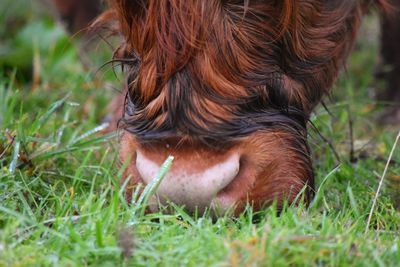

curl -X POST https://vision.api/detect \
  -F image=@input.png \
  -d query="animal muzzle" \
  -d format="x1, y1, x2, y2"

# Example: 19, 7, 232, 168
136, 149, 241, 214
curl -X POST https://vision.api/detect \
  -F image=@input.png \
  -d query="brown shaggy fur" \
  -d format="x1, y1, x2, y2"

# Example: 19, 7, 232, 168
91, 0, 393, 213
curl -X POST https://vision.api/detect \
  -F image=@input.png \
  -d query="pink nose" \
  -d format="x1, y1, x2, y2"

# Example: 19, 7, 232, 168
136, 149, 241, 214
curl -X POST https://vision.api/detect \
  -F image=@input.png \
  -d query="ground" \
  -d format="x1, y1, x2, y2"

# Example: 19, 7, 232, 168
0, 2, 399, 266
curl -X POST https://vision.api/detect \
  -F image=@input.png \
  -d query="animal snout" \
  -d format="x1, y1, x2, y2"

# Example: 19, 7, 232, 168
135, 149, 241, 214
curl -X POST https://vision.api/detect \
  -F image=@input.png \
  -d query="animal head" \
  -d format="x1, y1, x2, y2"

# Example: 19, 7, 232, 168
99, 0, 389, 214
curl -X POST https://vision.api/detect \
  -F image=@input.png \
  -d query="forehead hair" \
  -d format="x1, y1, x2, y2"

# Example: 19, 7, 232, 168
98, 0, 384, 143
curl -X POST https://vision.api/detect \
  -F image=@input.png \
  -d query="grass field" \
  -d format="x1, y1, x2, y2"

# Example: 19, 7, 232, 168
0, 2, 399, 266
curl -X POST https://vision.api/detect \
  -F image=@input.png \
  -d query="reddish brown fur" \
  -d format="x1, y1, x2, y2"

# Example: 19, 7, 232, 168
93, 0, 392, 213
109, 1, 359, 115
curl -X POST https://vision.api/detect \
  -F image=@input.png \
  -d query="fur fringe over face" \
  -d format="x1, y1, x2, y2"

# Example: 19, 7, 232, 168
94, 0, 390, 211
96, 0, 388, 144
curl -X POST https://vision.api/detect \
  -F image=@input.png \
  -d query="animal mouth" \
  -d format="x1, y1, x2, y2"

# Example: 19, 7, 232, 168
135, 149, 241, 214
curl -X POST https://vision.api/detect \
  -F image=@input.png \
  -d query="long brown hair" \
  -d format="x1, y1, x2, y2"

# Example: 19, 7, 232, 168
96, 0, 389, 145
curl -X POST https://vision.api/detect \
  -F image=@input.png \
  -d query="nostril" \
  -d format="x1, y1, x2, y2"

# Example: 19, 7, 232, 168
135, 149, 241, 212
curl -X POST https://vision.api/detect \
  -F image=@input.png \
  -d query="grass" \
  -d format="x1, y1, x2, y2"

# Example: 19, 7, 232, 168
0, 4, 399, 267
